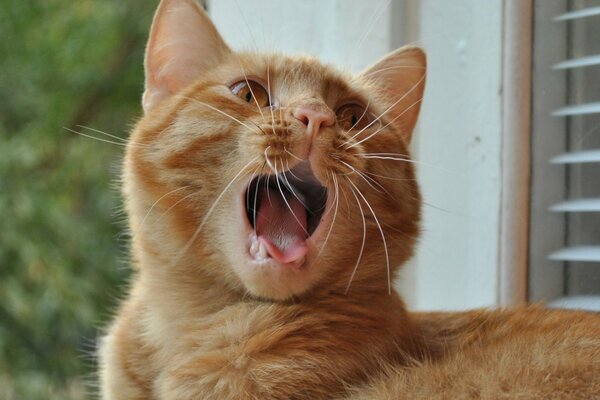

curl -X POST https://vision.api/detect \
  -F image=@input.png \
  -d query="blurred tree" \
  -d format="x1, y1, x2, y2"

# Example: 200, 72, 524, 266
0, 0, 156, 398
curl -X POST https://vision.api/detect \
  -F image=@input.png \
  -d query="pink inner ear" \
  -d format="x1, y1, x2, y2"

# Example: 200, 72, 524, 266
143, 0, 230, 113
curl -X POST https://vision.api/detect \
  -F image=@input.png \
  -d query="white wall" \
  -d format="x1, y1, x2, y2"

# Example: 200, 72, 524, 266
208, 0, 505, 311
208, 0, 394, 72
406, 1, 504, 310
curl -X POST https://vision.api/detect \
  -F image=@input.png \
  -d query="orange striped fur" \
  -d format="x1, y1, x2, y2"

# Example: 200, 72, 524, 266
99, 1, 600, 399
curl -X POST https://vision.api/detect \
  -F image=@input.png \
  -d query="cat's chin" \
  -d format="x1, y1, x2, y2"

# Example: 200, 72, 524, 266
232, 161, 334, 301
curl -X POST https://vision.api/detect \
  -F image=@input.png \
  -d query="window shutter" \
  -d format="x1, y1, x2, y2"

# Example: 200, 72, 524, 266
530, 1, 600, 311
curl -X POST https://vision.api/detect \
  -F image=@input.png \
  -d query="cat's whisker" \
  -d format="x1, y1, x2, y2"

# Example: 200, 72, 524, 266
249, 119, 269, 136
340, 73, 425, 148
345, 179, 367, 295
315, 171, 340, 260
262, 147, 274, 206
140, 186, 191, 233
156, 191, 198, 224
171, 157, 259, 268
350, 0, 390, 61
280, 161, 309, 210
263, 146, 276, 173
76, 125, 129, 143
349, 96, 373, 133
238, 63, 267, 123
346, 95, 423, 149
364, 65, 427, 77
347, 178, 391, 295
360, 153, 460, 174
284, 156, 304, 182
273, 158, 309, 235
183, 96, 260, 134
266, 63, 279, 137
64, 127, 144, 148
335, 158, 386, 194
284, 148, 304, 163
246, 165, 262, 218
252, 162, 267, 235
363, 170, 418, 182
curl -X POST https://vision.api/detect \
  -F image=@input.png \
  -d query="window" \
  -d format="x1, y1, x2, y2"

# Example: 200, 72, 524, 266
529, 0, 600, 311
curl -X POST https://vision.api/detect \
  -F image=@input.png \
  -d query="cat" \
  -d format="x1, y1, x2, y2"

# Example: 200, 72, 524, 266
98, 0, 600, 398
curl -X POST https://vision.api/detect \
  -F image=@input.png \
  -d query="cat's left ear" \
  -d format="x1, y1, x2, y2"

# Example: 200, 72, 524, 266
143, 0, 231, 113
361, 47, 426, 143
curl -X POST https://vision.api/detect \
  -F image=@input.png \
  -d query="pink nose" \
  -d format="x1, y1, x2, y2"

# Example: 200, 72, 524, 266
293, 104, 335, 136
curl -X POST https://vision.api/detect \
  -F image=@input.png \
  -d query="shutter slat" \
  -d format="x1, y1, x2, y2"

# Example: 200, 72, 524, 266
549, 246, 600, 262
547, 295, 600, 312
552, 102, 600, 117
554, 6, 600, 21
550, 198, 600, 212
551, 149, 600, 164
553, 54, 600, 69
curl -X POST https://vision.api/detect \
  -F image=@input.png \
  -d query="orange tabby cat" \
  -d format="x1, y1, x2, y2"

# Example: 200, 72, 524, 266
99, 0, 600, 399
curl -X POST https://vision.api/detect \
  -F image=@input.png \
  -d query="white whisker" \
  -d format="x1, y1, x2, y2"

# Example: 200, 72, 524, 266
156, 191, 198, 223
281, 160, 309, 210
351, 0, 390, 60
285, 148, 304, 162
284, 156, 304, 182
238, 62, 267, 123
273, 158, 309, 235
360, 154, 460, 174
347, 95, 423, 149
345, 179, 367, 295
363, 170, 417, 182
266, 63, 279, 137
347, 178, 391, 295
183, 96, 259, 134
171, 157, 259, 267
336, 158, 386, 194
341, 73, 426, 147
64, 127, 144, 148
76, 125, 128, 142
251, 162, 267, 235
139, 186, 190, 232
364, 65, 427, 77
316, 171, 340, 260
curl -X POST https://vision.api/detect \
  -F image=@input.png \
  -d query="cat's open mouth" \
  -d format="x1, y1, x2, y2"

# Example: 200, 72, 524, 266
243, 161, 328, 265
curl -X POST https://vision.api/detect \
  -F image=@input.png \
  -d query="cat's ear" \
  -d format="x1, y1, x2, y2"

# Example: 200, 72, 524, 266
143, 0, 231, 113
361, 47, 426, 143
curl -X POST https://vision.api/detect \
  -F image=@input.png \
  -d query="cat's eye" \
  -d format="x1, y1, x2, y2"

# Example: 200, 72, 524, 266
335, 103, 375, 131
230, 80, 271, 108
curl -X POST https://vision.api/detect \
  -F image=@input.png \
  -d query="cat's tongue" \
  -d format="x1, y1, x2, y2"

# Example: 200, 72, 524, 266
256, 186, 308, 264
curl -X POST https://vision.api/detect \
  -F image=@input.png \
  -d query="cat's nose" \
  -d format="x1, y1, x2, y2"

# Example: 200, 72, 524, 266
293, 104, 335, 136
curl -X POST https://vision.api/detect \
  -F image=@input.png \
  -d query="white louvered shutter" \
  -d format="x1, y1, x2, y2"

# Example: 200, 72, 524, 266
530, 0, 600, 311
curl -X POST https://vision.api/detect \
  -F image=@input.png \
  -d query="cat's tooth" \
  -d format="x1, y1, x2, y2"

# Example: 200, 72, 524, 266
250, 240, 258, 256
258, 241, 268, 259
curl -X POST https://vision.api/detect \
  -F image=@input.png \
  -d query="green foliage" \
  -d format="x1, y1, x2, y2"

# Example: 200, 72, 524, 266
0, 1, 156, 398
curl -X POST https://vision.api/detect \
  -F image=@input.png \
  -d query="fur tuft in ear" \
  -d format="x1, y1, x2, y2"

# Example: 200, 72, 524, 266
143, 0, 231, 113
361, 47, 426, 143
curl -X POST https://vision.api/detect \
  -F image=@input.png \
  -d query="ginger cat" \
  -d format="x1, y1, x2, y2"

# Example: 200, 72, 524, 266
99, 0, 600, 398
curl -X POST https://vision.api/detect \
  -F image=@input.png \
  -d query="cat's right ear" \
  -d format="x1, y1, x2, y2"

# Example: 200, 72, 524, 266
142, 0, 231, 113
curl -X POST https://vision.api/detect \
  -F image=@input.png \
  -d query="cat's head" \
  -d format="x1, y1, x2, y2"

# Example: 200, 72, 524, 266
125, 0, 425, 301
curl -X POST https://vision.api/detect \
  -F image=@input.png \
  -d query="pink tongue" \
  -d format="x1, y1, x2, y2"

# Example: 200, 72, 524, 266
256, 186, 308, 263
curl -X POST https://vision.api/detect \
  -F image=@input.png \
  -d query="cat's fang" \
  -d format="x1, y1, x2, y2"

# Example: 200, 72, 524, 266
258, 241, 268, 259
